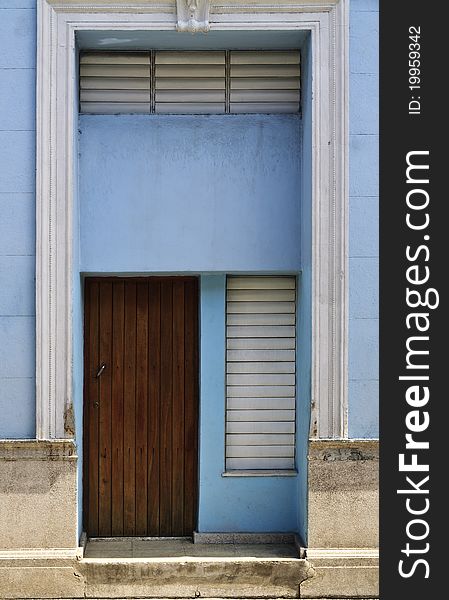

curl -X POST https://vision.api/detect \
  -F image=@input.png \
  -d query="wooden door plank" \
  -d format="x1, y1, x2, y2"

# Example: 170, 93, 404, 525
135, 282, 149, 535
159, 280, 173, 535
123, 281, 137, 535
111, 281, 124, 536
98, 281, 113, 536
183, 279, 198, 535
171, 280, 185, 535
147, 281, 161, 535
86, 280, 100, 536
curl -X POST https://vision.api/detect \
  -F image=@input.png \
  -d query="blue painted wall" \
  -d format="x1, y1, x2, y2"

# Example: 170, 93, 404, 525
79, 114, 301, 273
0, 1, 36, 438
348, 0, 379, 438
0, 2, 379, 458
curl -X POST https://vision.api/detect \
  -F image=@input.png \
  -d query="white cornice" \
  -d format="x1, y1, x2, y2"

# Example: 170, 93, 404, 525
36, 0, 348, 439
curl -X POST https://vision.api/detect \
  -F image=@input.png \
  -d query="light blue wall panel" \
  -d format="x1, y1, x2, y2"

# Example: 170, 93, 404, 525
0, 378, 35, 438
79, 114, 301, 273
349, 134, 379, 197
349, 318, 378, 382
349, 258, 378, 319
0, 131, 35, 192
348, 380, 379, 439
350, 74, 378, 135
0, 195, 35, 256
0, 3, 36, 438
349, 197, 378, 257
349, 0, 379, 438
198, 275, 298, 532
0, 1, 36, 8
349, 7, 379, 74
0, 7, 36, 68
0, 317, 35, 379
0, 68, 35, 131
0, 256, 35, 316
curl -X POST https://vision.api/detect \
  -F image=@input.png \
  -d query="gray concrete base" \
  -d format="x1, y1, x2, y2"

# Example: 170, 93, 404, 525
80, 557, 313, 598
301, 548, 379, 599
0, 540, 314, 599
0, 548, 378, 599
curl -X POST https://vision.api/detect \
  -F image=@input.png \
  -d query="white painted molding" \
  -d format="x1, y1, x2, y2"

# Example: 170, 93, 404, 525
176, 0, 211, 32
36, 0, 348, 439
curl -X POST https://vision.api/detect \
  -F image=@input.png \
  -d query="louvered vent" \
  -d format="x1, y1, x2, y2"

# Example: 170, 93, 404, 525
230, 51, 301, 113
80, 53, 152, 114
80, 51, 300, 114
226, 276, 296, 471
155, 51, 225, 114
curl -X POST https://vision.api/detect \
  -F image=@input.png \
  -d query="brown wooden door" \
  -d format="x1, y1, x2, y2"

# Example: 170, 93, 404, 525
83, 277, 199, 537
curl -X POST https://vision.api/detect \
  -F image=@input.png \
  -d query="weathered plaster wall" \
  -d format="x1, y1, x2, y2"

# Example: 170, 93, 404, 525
0, 440, 78, 549
348, 0, 379, 438
0, 1, 36, 439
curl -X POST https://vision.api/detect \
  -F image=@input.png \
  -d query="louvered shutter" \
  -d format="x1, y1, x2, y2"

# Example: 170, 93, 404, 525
155, 51, 225, 114
230, 51, 301, 113
226, 276, 296, 471
80, 52, 152, 114
80, 51, 300, 114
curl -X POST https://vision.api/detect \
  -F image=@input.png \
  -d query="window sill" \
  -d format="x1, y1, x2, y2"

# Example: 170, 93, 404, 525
221, 470, 297, 478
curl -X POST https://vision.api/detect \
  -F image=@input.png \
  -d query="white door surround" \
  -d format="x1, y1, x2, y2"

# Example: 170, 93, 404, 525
36, 0, 349, 439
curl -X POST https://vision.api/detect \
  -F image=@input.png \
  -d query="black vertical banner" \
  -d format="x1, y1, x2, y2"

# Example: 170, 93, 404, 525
380, 1, 445, 598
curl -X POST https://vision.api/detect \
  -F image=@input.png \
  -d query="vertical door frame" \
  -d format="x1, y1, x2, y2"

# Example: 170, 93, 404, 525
35, 0, 348, 439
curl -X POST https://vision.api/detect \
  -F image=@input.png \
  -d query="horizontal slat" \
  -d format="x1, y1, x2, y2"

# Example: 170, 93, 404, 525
231, 64, 300, 78
227, 313, 295, 326
227, 325, 295, 338
231, 102, 299, 114
226, 445, 295, 458
156, 90, 225, 103
227, 289, 295, 302
80, 52, 150, 65
227, 421, 295, 434
80, 77, 150, 90
227, 385, 295, 398
80, 89, 150, 103
227, 397, 295, 410
227, 349, 295, 362
156, 64, 225, 78
227, 457, 295, 470
156, 51, 225, 64
227, 433, 295, 446
156, 77, 225, 90
227, 409, 295, 422
230, 51, 300, 65
231, 90, 300, 103
227, 373, 295, 386
227, 277, 296, 290
155, 103, 225, 114
80, 102, 151, 114
227, 361, 295, 374
80, 64, 151, 78
231, 77, 300, 90
227, 301, 295, 314
227, 338, 295, 350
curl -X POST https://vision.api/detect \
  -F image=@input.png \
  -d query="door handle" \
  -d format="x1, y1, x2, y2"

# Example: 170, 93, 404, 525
96, 362, 106, 378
